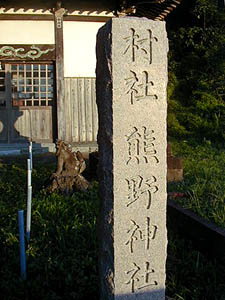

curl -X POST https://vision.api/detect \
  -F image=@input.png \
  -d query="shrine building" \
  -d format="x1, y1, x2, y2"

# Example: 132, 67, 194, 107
0, 0, 180, 152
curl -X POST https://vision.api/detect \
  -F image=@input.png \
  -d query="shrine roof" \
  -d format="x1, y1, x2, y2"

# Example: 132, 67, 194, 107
0, 0, 181, 20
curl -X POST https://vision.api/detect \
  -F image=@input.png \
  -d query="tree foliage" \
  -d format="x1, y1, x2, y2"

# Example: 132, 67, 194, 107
167, 0, 225, 143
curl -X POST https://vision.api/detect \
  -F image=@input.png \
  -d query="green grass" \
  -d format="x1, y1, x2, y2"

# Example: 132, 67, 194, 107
0, 161, 99, 300
0, 158, 225, 299
166, 219, 225, 300
168, 140, 225, 228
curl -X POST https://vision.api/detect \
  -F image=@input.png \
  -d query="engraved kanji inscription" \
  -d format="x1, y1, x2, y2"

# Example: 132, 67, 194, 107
125, 70, 158, 105
125, 126, 159, 164
126, 262, 158, 293
125, 218, 158, 253
125, 175, 158, 209
123, 28, 158, 63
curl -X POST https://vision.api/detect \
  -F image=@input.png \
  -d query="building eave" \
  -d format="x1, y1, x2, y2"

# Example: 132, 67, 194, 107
0, 0, 182, 20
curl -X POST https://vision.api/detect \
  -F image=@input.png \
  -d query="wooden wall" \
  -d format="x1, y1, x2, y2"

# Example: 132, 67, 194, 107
64, 77, 98, 143
0, 107, 53, 143
11, 107, 53, 143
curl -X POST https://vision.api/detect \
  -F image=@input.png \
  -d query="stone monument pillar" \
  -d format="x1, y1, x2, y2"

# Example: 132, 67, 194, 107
96, 17, 168, 300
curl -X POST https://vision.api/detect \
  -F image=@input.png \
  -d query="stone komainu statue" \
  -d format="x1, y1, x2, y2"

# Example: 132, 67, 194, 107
47, 140, 89, 194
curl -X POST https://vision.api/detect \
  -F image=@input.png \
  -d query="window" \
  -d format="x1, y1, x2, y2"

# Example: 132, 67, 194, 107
0, 63, 55, 107
11, 63, 54, 107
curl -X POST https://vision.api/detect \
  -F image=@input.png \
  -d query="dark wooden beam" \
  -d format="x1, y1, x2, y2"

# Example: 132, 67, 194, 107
64, 15, 112, 22
0, 13, 112, 22
54, 7, 66, 141
0, 14, 54, 20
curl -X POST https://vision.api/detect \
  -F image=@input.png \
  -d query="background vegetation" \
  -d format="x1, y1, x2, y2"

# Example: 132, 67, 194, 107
167, 0, 225, 143
166, 0, 225, 229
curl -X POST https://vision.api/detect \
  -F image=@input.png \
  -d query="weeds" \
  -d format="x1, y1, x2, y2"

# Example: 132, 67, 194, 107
166, 229, 225, 300
0, 162, 99, 300
168, 141, 225, 228
0, 158, 225, 299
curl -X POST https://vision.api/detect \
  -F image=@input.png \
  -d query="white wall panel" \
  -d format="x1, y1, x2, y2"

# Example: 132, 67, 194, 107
63, 21, 105, 77
0, 21, 54, 44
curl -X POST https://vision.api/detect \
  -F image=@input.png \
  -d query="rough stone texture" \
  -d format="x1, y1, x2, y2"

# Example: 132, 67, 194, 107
96, 17, 168, 300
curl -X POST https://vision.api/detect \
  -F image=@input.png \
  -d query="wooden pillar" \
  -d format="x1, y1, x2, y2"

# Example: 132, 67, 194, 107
5, 64, 12, 143
54, 6, 66, 140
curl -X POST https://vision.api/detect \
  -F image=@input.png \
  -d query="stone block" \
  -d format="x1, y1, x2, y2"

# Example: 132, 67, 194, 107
167, 156, 182, 170
167, 144, 183, 182
167, 168, 183, 182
